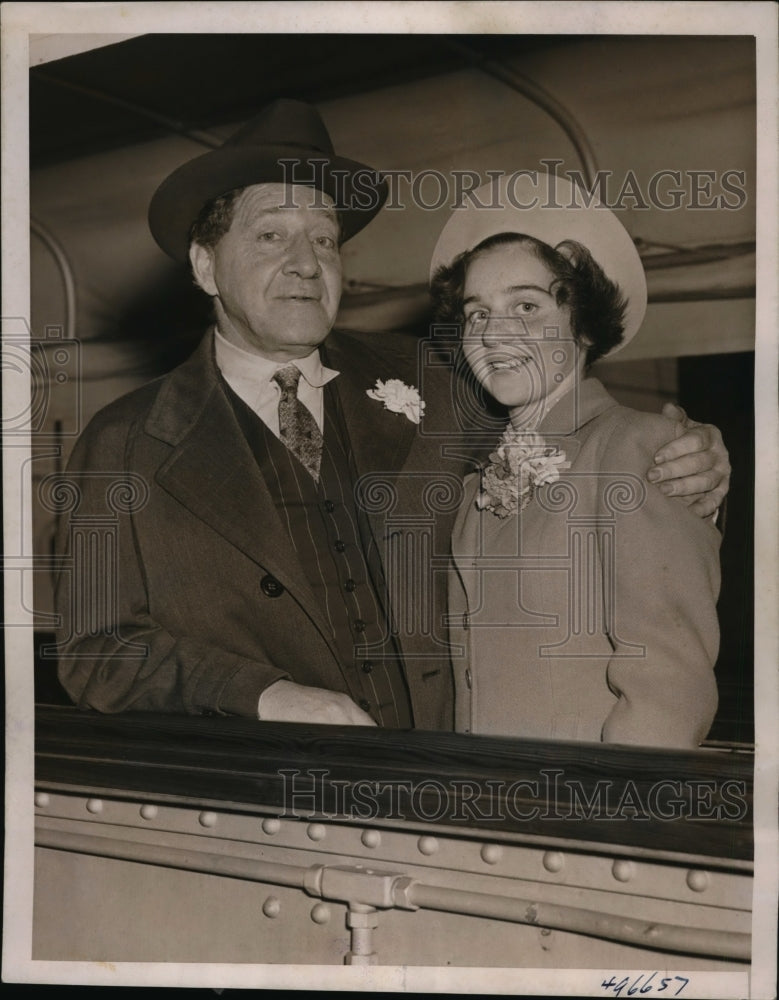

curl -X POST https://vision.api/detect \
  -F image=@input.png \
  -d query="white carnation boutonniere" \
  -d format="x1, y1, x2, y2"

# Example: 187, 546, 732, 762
366, 378, 426, 424
477, 428, 570, 518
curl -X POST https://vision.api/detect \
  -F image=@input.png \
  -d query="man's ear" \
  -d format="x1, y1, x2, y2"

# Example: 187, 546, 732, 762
189, 242, 218, 297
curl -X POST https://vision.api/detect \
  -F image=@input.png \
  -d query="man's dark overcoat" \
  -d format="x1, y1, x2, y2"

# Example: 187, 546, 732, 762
55, 328, 480, 730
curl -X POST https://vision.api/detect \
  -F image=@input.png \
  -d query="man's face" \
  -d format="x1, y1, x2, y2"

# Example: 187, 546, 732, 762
191, 183, 343, 361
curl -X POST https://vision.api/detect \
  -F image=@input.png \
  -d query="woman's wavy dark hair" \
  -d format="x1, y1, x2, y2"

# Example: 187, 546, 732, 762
430, 232, 627, 367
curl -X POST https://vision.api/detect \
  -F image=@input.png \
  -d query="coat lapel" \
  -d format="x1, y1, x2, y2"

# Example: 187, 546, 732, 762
144, 334, 339, 653
322, 330, 418, 480
537, 376, 620, 467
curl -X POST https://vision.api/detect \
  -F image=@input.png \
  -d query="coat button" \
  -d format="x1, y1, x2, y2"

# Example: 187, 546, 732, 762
359, 699, 370, 712
261, 575, 284, 598
323, 500, 335, 513
465, 669, 472, 689
362, 661, 373, 674
353, 619, 366, 633
344, 579, 356, 592
335, 540, 346, 552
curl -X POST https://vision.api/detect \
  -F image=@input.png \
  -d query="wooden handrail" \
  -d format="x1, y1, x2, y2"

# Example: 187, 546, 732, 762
35, 705, 753, 862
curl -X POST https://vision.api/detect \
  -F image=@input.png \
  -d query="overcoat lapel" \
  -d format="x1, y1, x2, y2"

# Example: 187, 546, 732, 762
535, 376, 620, 465
322, 330, 418, 481
144, 334, 340, 658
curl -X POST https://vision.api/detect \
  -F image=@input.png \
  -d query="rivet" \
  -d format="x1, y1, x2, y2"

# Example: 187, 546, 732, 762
262, 817, 281, 835
307, 823, 327, 842
139, 804, 158, 820
361, 829, 381, 849
198, 810, 218, 828
480, 843, 503, 865
85, 798, 103, 814
262, 896, 281, 918
611, 859, 635, 883
34, 792, 50, 808
417, 835, 439, 856
311, 903, 331, 924
542, 851, 565, 873
686, 869, 710, 893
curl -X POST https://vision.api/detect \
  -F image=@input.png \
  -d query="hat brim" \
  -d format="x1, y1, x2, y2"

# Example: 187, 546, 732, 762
429, 173, 647, 354
149, 144, 388, 262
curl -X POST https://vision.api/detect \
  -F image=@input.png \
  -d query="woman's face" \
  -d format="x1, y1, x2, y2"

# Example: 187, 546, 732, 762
461, 241, 585, 411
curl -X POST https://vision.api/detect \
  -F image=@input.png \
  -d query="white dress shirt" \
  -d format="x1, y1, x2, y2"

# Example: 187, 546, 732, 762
214, 327, 340, 436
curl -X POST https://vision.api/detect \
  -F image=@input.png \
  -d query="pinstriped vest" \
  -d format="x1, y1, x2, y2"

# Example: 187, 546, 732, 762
224, 379, 413, 728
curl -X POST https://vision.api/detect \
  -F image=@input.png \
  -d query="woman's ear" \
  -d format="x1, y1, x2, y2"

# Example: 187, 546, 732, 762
189, 242, 218, 297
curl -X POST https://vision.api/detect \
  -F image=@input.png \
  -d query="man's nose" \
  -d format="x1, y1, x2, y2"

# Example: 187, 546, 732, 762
283, 234, 321, 277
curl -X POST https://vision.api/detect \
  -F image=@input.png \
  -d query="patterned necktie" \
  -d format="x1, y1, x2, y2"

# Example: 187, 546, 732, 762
273, 364, 323, 482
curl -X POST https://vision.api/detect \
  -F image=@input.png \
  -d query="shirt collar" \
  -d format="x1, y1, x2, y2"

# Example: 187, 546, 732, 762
214, 327, 339, 389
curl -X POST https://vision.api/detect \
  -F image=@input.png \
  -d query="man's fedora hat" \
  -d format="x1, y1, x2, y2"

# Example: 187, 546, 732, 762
149, 99, 388, 261
430, 172, 647, 354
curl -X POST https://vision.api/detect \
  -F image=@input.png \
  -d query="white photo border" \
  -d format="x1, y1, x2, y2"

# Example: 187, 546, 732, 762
3, 2, 777, 996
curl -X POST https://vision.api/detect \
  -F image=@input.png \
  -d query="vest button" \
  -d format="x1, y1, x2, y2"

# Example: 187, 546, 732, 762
334, 540, 346, 552
323, 500, 335, 513
353, 619, 366, 633
344, 579, 356, 592
260, 575, 284, 598
362, 661, 373, 674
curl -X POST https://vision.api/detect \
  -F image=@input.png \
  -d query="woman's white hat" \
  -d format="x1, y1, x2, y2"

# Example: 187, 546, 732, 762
429, 172, 647, 351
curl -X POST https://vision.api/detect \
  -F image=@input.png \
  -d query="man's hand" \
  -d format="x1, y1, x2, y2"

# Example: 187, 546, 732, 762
258, 679, 377, 726
647, 403, 731, 518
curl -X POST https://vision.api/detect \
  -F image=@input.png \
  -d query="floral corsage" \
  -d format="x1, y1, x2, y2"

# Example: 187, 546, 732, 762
366, 378, 425, 424
477, 428, 569, 518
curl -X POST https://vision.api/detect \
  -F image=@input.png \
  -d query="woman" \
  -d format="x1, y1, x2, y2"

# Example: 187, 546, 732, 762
430, 174, 720, 748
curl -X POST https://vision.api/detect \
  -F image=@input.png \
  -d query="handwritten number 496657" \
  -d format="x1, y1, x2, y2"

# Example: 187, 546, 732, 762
601, 973, 690, 997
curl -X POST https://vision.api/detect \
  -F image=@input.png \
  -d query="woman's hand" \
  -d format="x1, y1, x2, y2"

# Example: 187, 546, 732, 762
647, 403, 731, 518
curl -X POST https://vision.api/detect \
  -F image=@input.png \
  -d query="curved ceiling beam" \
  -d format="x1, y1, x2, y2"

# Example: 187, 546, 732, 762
443, 40, 600, 187
33, 71, 223, 150
30, 218, 77, 342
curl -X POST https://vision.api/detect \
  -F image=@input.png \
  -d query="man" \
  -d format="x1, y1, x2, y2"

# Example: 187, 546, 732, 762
54, 99, 730, 730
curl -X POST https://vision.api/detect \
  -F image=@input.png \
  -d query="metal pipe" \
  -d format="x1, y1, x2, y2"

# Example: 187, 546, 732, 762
35, 826, 309, 890
37, 823, 751, 962
403, 882, 751, 962
346, 902, 379, 966
444, 40, 600, 187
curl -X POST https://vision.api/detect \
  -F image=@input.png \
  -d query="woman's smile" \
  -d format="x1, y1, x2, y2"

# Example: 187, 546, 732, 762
485, 355, 534, 372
